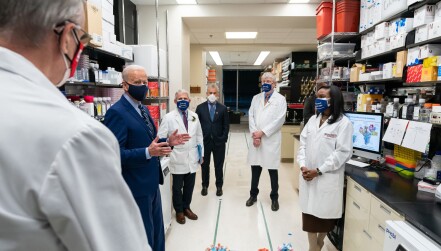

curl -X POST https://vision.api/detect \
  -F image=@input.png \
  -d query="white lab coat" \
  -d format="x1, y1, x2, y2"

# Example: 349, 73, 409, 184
158, 109, 204, 174
297, 114, 353, 219
0, 47, 151, 251
247, 91, 287, 170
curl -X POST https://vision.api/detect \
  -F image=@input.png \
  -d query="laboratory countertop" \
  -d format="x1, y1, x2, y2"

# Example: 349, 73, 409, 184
345, 164, 441, 245
283, 121, 301, 126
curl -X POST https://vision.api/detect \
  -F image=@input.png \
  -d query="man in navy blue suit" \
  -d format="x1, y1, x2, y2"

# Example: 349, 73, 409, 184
104, 65, 190, 251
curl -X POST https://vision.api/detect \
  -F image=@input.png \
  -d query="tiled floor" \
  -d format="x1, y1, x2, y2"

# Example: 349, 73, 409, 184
165, 124, 338, 251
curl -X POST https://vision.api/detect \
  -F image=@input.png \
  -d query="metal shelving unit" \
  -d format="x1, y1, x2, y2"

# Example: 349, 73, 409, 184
407, 36, 441, 49
318, 54, 356, 63
352, 77, 403, 84
319, 32, 359, 43
317, 78, 350, 84
65, 81, 122, 88
404, 81, 440, 87
357, 46, 406, 63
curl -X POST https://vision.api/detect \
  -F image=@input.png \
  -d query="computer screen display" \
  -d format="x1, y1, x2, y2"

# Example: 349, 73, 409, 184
345, 112, 384, 155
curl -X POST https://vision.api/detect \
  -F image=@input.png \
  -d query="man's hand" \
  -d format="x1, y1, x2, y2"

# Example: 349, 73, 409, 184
168, 129, 191, 146
148, 137, 172, 156
253, 138, 261, 148
301, 167, 319, 181
252, 130, 264, 139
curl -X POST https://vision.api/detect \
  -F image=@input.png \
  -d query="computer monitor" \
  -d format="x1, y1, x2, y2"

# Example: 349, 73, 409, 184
345, 112, 384, 161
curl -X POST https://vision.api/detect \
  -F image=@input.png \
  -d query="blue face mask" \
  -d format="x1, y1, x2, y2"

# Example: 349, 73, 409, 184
128, 84, 148, 101
315, 98, 330, 113
177, 100, 189, 111
262, 83, 272, 92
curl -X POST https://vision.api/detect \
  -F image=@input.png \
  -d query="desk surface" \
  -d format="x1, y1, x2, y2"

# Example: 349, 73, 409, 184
345, 164, 441, 245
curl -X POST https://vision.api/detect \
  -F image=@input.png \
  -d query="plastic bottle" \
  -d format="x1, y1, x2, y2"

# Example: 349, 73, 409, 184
94, 97, 102, 117
98, 97, 106, 116
84, 96, 95, 117
413, 98, 425, 121
366, 97, 372, 112
385, 102, 394, 117
392, 98, 400, 118
431, 151, 441, 180
420, 103, 432, 122
401, 98, 410, 119
380, 98, 388, 114
106, 97, 112, 108
406, 99, 415, 120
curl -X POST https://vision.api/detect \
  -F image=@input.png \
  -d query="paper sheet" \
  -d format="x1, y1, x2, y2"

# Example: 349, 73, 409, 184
402, 121, 432, 153
346, 159, 370, 167
382, 118, 409, 145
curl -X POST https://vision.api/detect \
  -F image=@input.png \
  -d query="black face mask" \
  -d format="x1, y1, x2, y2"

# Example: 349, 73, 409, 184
127, 83, 148, 101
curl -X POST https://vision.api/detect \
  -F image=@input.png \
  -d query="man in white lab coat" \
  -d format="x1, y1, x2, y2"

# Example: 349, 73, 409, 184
0, 1, 150, 250
297, 85, 353, 251
158, 90, 204, 224
246, 72, 287, 211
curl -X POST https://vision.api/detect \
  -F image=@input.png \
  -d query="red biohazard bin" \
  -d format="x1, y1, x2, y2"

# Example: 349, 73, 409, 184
316, 1, 334, 39
336, 0, 360, 32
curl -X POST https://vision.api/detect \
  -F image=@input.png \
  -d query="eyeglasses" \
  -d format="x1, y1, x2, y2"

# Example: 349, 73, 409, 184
54, 20, 92, 46
124, 80, 149, 86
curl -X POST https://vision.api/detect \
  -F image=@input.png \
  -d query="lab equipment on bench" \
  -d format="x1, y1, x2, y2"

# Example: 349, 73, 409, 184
384, 221, 441, 251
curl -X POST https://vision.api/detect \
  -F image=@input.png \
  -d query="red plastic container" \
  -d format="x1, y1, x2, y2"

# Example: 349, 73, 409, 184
335, 0, 360, 32
316, 2, 334, 39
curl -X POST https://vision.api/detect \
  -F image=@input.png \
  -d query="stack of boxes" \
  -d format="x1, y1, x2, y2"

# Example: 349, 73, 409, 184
406, 44, 441, 83
84, 0, 103, 47
414, 4, 441, 43
359, 0, 383, 32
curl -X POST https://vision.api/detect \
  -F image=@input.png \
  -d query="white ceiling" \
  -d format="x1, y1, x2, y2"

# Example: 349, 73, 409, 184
133, 0, 319, 66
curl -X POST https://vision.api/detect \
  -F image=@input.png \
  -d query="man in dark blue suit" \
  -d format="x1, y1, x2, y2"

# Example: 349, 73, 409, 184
104, 65, 189, 251
196, 83, 229, 197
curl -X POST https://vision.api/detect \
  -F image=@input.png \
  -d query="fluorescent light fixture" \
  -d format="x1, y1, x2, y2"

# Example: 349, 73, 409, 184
225, 32, 258, 39
209, 51, 223, 66
254, 51, 270, 66
176, 0, 197, 4
289, 0, 310, 3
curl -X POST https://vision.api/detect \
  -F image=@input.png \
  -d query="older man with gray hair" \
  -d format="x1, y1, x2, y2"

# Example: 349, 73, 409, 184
158, 89, 204, 225
0, 0, 151, 250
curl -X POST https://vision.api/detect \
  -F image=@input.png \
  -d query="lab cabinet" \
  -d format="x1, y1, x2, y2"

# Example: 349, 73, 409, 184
343, 177, 405, 251
281, 125, 300, 162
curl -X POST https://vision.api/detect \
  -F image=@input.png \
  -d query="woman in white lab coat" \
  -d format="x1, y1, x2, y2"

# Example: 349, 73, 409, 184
297, 85, 353, 251
246, 72, 287, 211
158, 89, 204, 224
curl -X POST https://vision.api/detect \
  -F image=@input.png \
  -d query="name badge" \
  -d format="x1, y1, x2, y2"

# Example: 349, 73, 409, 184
324, 133, 337, 139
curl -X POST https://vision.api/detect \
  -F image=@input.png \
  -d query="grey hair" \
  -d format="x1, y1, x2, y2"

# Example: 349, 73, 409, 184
206, 83, 219, 93
261, 72, 277, 84
0, 0, 84, 47
122, 65, 147, 82
174, 89, 190, 100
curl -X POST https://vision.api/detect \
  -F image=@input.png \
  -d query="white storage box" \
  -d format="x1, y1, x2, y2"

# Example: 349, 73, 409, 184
102, 19, 114, 33
414, 5, 435, 28
101, 0, 113, 13
382, 0, 407, 21
317, 43, 356, 60
116, 41, 133, 61
130, 45, 167, 78
428, 20, 441, 39
389, 18, 401, 36
378, 38, 390, 53
390, 33, 406, 49
371, 71, 383, 80
102, 8, 114, 25
399, 18, 414, 34
436, 2, 441, 22
383, 62, 396, 78
407, 47, 421, 65
359, 73, 371, 81
420, 44, 441, 59
375, 22, 390, 40
360, 1, 368, 32
361, 35, 368, 48
367, 32, 375, 46
415, 25, 429, 43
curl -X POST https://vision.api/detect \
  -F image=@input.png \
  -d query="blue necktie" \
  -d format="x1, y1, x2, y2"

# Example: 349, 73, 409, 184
209, 103, 215, 121
138, 104, 155, 136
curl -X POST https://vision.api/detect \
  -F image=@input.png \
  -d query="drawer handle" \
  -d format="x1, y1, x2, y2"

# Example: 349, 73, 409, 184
378, 224, 385, 232
354, 185, 362, 192
380, 205, 391, 215
352, 201, 360, 210
363, 230, 372, 240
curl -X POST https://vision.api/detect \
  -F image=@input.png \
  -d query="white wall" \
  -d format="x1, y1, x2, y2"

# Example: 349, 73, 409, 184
190, 45, 206, 98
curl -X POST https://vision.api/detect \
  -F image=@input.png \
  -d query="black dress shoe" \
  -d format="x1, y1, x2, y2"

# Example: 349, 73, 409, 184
246, 196, 257, 207
216, 187, 223, 196
271, 200, 279, 211
201, 187, 208, 196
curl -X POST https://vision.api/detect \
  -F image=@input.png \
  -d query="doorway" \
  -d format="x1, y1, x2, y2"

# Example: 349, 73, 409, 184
223, 69, 261, 116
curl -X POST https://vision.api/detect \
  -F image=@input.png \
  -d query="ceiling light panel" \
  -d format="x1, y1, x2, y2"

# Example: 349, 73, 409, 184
209, 51, 223, 65
225, 32, 258, 39
254, 51, 270, 65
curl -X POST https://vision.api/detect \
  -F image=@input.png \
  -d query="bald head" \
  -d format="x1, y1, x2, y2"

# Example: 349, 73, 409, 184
123, 65, 147, 83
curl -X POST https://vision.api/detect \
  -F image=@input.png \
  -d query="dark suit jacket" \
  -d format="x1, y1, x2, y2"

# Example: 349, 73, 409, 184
104, 95, 164, 198
195, 101, 229, 146
303, 95, 316, 125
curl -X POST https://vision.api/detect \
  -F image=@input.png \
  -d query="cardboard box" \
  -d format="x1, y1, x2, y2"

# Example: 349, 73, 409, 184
420, 44, 441, 59
357, 94, 384, 112
423, 56, 440, 67
383, 62, 396, 79
375, 22, 390, 40
398, 18, 414, 34
421, 66, 438, 81
406, 64, 423, 82
395, 50, 408, 77
407, 47, 421, 66
350, 64, 363, 82
84, 0, 103, 47
428, 20, 441, 39
415, 25, 429, 43
414, 5, 435, 28
389, 18, 400, 36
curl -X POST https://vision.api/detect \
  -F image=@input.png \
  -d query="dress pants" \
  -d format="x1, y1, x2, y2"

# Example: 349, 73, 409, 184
134, 188, 165, 251
172, 172, 196, 213
201, 140, 226, 188
250, 165, 279, 201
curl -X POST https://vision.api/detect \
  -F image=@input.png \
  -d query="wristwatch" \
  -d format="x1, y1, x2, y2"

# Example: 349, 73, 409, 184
316, 168, 323, 176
